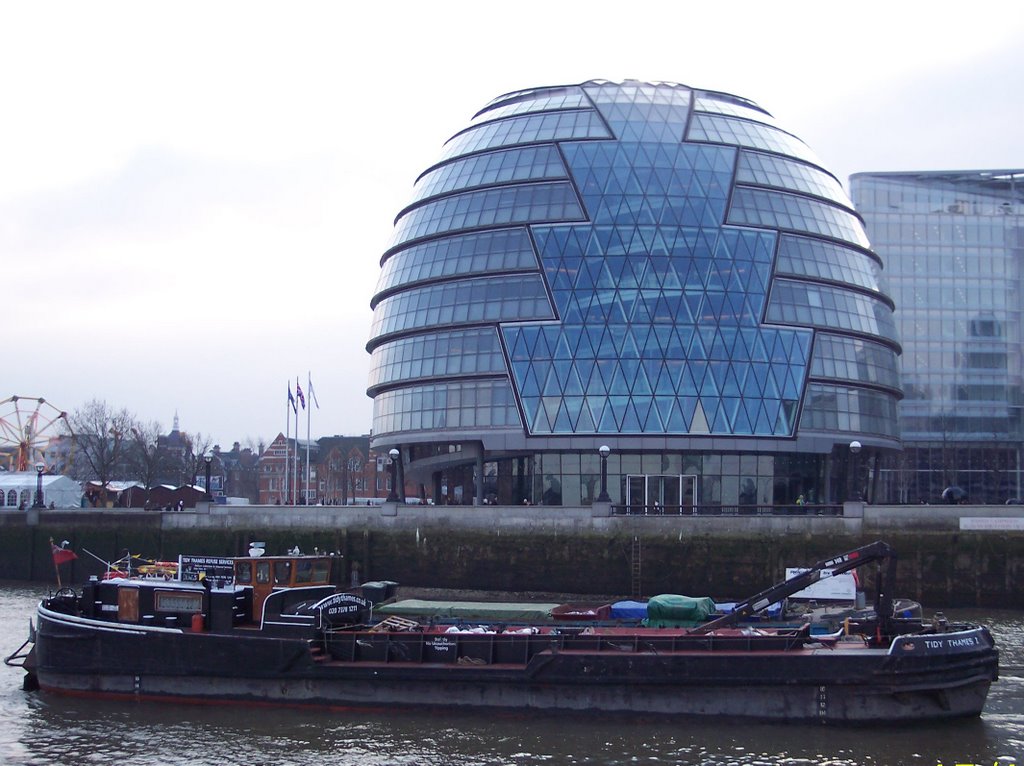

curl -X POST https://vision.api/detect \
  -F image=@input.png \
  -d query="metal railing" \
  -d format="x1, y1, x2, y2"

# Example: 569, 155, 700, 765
611, 504, 843, 517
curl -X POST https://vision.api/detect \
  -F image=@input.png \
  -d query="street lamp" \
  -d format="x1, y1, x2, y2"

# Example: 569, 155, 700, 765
386, 448, 400, 502
597, 445, 611, 503
33, 462, 45, 509
204, 454, 213, 501
848, 440, 862, 502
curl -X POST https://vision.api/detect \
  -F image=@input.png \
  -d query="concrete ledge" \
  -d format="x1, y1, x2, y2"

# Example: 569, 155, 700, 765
7, 503, 1022, 538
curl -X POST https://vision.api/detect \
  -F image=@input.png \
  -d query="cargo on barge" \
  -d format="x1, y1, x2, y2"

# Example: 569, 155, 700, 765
9, 541, 999, 723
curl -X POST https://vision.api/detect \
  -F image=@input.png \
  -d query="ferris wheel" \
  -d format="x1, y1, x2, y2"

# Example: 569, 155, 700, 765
0, 396, 71, 472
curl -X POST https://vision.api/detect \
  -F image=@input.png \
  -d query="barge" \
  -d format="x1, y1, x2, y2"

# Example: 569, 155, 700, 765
10, 541, 999, 723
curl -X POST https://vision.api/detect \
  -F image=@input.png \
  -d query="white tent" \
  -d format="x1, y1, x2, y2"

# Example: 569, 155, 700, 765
0, 473, 83, 510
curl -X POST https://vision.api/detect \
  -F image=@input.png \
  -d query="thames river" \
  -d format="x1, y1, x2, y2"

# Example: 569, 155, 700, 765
1, 581, 1021, 766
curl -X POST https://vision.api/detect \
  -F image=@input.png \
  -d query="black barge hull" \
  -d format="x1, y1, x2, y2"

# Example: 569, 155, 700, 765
32, 606, 998, 723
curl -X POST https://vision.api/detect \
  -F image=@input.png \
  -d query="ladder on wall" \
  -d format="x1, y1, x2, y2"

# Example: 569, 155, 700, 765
630, 536, 642, 600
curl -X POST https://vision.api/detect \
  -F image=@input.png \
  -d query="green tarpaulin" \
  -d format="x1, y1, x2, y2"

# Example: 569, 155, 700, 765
644, 594, 717, 627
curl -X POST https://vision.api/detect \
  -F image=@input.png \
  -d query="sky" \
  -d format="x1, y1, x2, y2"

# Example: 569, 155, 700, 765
3, 1, 1022, 450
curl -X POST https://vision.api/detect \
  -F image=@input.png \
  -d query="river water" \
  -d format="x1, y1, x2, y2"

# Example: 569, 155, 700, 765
1, 581, 1021, 766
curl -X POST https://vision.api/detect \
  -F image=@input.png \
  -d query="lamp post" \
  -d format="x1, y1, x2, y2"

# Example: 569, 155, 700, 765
386, 448, 400, 502
33, 462, 45, 509
597, 445, 611, 502
204, 454, 213, 501
848, 440, 862, 502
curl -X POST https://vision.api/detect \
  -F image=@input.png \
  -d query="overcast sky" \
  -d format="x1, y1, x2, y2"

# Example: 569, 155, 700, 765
3, 1, 1021, 449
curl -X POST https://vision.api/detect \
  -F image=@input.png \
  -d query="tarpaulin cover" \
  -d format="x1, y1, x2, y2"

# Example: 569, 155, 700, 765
715, 601, 784, 618
609, 600, 648, 620
644, 594, 717, 627
375, 599, 560, 622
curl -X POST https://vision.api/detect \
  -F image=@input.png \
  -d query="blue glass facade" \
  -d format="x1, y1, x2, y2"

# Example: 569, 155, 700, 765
851, 170, 1024, 503
368, 81, 901, 508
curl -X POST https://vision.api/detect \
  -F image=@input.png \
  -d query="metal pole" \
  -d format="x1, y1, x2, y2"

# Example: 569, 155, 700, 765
33, 464, 45, 509
597, 445, 611, 502
387, 448, 400, 502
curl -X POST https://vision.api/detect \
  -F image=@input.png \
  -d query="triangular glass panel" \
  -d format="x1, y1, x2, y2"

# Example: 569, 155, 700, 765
609, 396, 631, 430
542, 366, 562, 396
521, 364, 542, 398
679, 362, 702, 395
620, 399, 642, 431
654, 395, 675, 428
633, 397, 654, 431
563, 365, 585, 396
552, 401, 574, 433
689, 399, 710, 434
732, 400, 754, 435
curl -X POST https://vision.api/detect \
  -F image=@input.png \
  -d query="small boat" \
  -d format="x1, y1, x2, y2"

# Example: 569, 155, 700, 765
11, 541, 999, 723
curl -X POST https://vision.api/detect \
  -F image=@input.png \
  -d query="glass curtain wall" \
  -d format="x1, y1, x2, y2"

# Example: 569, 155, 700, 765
851, 170, 1024, 503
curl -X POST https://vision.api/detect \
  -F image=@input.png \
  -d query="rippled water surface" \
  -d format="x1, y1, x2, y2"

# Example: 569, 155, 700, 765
2, 582, 1021, 765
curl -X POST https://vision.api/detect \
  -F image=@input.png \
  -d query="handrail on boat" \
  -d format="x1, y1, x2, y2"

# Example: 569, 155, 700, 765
3, 620, 35, 668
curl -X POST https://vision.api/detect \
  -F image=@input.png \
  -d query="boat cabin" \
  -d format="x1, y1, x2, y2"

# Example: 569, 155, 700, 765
70, 553, 341, 634
232, 555, 333, 621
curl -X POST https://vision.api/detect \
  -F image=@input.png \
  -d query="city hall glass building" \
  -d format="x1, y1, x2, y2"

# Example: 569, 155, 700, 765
851, 170, 1024, 504
367, 80, 901, 509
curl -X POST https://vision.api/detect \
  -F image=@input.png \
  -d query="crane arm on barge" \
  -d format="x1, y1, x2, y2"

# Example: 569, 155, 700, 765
690, 540, 897, 635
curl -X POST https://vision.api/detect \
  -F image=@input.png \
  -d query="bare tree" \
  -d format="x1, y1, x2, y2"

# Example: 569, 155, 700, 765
127, 420, 173, 506
65, 399, 136, 506
181, 431, 213, 487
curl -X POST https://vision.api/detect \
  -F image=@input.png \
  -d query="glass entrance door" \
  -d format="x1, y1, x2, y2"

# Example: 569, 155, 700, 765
622, 473, 696, 514
625, 475, 697, 514
627, 475, 647, 514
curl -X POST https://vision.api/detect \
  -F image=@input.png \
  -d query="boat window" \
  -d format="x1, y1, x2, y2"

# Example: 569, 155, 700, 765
311, 559, 330, 583
235, 562, 253, 585
273, 561, 292, 585
295, 560, 313, 584
154, 590, 203, 613
256, 561, 271, 584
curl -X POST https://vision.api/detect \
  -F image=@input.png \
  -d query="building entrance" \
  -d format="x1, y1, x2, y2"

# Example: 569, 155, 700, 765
625, 474, 697, 514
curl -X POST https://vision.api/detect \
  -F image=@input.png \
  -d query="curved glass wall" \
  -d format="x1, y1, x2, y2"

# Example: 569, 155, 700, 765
368, 328, 505, 391
736, 151, 852, 208
375, 229, 537, 297
728, 187, 870, 248
411, 145, 567, 204
810, 333, 901, 391
440, 110, 610, 163
775, 235, 881, 292
766, 279, 899, 343
389, 182, 584, 250
369, 275, 552, 344
471, 90, 590, 125
693, 94, 779, 127
372, 379, 520, 434
799, 383, 900, 437
687, 113, 822, 167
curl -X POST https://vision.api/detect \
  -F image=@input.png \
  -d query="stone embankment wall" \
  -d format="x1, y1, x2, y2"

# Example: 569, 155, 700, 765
1, 503, 1021, 608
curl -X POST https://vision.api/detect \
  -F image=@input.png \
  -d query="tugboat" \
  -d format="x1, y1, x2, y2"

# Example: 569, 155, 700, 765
10, 541, 999, 723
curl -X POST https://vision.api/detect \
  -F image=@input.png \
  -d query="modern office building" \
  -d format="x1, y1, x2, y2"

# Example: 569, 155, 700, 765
367, 80, 901, 509
851, 170, 1024, 504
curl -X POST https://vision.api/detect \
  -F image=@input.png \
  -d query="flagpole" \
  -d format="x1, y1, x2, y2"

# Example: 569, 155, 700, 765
285, 384, 291, 506
306, 371, 312, 504
51, 538, 62, 588
293, 376, 299, 505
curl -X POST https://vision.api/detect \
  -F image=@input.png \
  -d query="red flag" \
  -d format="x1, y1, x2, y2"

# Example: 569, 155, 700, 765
51, 541, 77, 566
